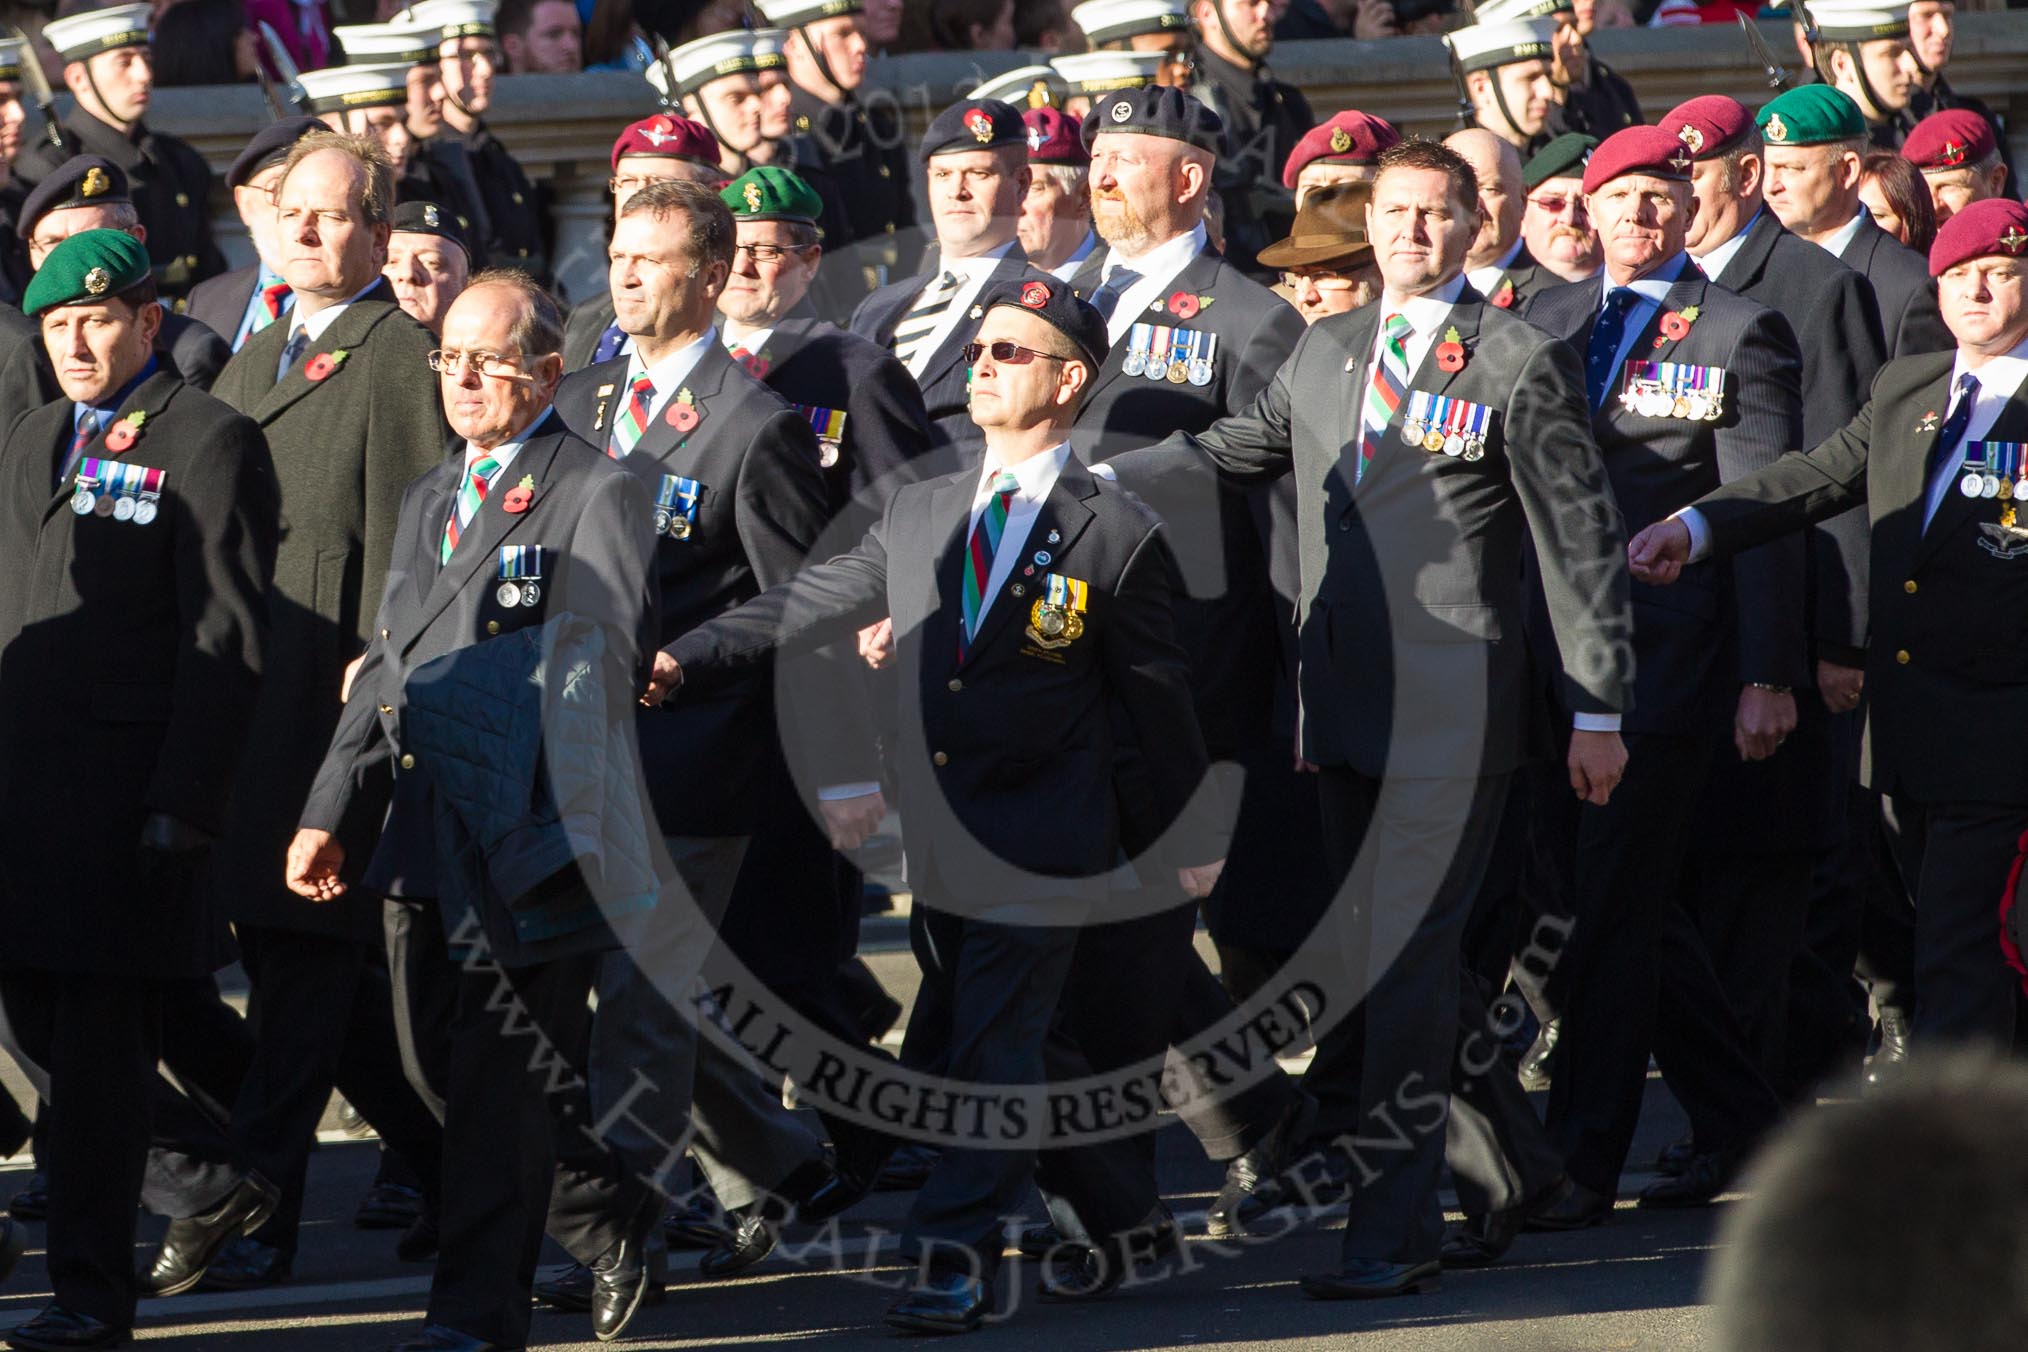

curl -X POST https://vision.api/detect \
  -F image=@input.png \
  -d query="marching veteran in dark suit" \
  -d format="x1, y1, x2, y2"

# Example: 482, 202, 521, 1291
1114, 137, 1633, 1298
0, 230, 278, 1352
1632, 198, 2028, 1055
849, 99, 1039, 456
661, 277, 1224, 1335
162, 131, 450, 1301
1521, 125, 1801, 1219
286, 271, 658, 1352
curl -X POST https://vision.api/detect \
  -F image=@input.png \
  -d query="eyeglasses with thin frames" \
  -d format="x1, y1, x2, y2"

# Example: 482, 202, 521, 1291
428, 349, 532, 377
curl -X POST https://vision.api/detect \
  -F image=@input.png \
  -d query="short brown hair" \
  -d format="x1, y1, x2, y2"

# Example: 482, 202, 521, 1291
1375, 138, 1481, 216
618, 178, 735, 273
277, 130, 395, 228
465, 268, 564, 358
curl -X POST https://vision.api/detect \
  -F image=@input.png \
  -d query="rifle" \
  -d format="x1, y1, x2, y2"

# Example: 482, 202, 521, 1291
256, 22, 309, 114
9, 26, 64, 153
1735, 13, 1792, 91
650, 35, 681, 112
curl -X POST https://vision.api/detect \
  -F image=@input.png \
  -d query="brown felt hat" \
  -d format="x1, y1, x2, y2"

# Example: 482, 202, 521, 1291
1256, 182, 1374, 272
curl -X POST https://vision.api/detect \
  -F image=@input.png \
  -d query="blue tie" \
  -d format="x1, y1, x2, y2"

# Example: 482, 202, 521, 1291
1088, 266, 1141, 322
1586, 287, 1639, 412
592, 319, 627, 364
1922, 371, 1980, 511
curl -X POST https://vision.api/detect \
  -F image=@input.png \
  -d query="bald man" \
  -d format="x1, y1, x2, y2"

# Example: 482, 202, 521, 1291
1445, 129, 1544, 312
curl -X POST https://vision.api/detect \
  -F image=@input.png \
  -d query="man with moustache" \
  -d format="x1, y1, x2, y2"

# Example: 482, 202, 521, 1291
184, 119, 323, 353
1446, 129, 1540, 313
1520, 134, 1602, 287
1020, 107, 1100, 281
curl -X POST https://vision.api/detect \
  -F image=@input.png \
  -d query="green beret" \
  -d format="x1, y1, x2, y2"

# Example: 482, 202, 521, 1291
1756, 85, 1868, 148
24, 229, 152, 317
1523, 133, 1597, 191
720, 165, 825, 230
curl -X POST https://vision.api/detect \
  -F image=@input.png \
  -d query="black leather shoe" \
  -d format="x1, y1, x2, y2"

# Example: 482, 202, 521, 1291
1638, 1150, 1738, 1209
1440, 1209, 1522, 1269
698, 1212, 776, 1279
1017, 1224, 1062, 1258
662, 1199, 729, 1251
8, 1174, 46, 1222
198, 1236, 291, 1291
792, 1158, 870, 1225
1866, 1007, 1911, 1087
396, 1211, 439, 1263
141, 1174, 280, 1297
1517, 1017, 1560, 1092
1204, 1092, 1318, 1239
1522, 1177, 1613, 1232
385, 1323, 498, 1351
1036, 1211, 1181, 1302
355, 1182, 425, 1229
1653, 1134, 1695, 1176
534, 1262, 594, 1312
883, 1271, 992, 1334
873, 1143, 938, 1191
590, 1226, 658, 1342
5, 1305, 129, 1350
0, 1215, 23, 1285
1299, 1258, 1441, 1300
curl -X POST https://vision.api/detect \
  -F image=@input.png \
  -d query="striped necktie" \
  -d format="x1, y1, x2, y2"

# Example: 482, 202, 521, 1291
277, 324, 310, 380
253, 280, 291, 335
608, 372, 654, 459
893, 270, 962, 372
1359, 313, 1413, 485
441, 453, 502, 563
960, 470, 1018, 658
60, 411, 99, 489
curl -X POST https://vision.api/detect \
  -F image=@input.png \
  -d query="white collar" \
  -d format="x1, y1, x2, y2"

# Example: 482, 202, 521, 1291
1383, 271, 1469, 333
1822, 206, 1872, 258
462, 404, 553, 474
630, 328, 717, 396
1602, 250, 1690, 305
1102, 223, 1208, 283
976, 442, 1071, 501
1951, 333, 2028, 407
940, 239, 1016, 281
722, 324, 774, 354
1696, 206, 1765, 284
293, 277, 382, 344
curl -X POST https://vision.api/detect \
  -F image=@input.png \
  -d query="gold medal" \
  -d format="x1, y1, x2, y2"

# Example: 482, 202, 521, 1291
669, 515, 693, 539
1672, 395, 1690, 418
1423, 430, 1445, 453
1167, 359, 1188, 383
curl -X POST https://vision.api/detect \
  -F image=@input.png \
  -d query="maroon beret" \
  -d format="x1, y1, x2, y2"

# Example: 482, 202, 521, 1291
1927, 197, 2028, 277
1903, 108, 1997, 171
610, 114, 720, 173
1662, 94, 1754, 160
1280, 111, 1400, 190
1023, 107, 1088, 166
1582, 124, 1694, 195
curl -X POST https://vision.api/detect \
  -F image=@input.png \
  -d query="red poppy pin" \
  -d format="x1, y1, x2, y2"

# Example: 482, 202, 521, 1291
502, 473, 535, 514
304, 349, 348, 382
667, 388, 699, 433
1166, 290, 1206, 320
1655, 305, 1699, 347
104, 410, 146, 453
1020, 279, 1051, 308
1435, 325, 1467, 373
1490, 278, 1516, 310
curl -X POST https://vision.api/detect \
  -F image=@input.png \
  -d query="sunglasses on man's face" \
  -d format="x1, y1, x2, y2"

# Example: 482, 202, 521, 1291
964, 340, 1068, 366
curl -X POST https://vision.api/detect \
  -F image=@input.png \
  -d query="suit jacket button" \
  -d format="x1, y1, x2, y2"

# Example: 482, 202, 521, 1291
487, 620, 501, 635
879, 165, 891, 178
933, 751, 949, 767
948, 678, 962, 692
379, 704, 393, 715
381, 628, 390, 640
1903, 579, 1918, 594
400, 753, 416, 770
1895, 649, 1911, 664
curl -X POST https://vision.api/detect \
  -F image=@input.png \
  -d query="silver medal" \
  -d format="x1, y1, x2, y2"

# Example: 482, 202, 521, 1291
1443, 433, 1465, 458
112, 496, 135, 522
496, 581, 523, 608
520, 581, 541, 607
1402, 421, 1424, 447
1963, 472, 1987, 498
654, 508, 672, 535
1122, 350, 1145, 377
133, 498, 157, 525
1983, 474, 2002, 499
1463, 440, 1486, 462
1189, 359, 1212, 387
70, 489, 94, 516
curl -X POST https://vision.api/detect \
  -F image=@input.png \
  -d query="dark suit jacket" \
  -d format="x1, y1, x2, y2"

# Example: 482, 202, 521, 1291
563, 292, 618, 372
1114, 285, 1633, 780
1530, 265, 1807, 735
554, 343, 865, 836
299, 414, 658, 963
1692, 351, 2028, 807
847, 244, 1039, 453
1839, 219, 1951, 361
0, 369, 278, 977
183, 264, 260, 350
209, 279, 451, 937
671, 452, 1223, 903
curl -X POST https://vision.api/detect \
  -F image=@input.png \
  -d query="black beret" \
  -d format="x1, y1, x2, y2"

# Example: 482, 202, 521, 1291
228, 117, 325, 191
978, 276, 1109, 371
390, 199, 471, 258
19, 156, 128, 239
919, 98, 1027, 161
1079, 85, 1224, 157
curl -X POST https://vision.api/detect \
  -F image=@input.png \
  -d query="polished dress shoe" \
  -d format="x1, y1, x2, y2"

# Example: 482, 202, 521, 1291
354, 1181, 425, 1229
1517, 1017, 1560, 1092
198, 1236, 291, 1291
793, 1158, 870, 1224
536, 1261, 668, 1314
385, 1323, 499, 1351
1440, 1208, 1523, 1269
8, 1174, 47, 1222
1017, 1224, 1062, 1258
1204, 1092, 1318, 1239
698, 1212, 776, 1279
6, 1304, 129, 1350
1865, 1007, 1911, 1087
1036, 1211, 1181, 1302
1299, 1258, 1441, 1300
396, 1211, 439, 1262
883, 1270, 993, 1334
1521, 1177, 1613, 1232
142, 1173, 280, 1297
1638, 1150, 1738, 1209
590, 1226, 659, 1342
662, 1199, 730, 1251
0, 1215, 23, 1284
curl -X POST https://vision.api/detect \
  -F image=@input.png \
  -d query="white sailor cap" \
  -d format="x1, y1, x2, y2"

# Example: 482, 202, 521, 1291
397, 0, 498, 41
0, 37, 26, 82
334, 22, 437, 66
646, 29, 762, 100
42, 3, 152, 61
1804, 0, 1911, 42
1070, 0, 1190, 46
1472, 0, 1572, 22
1445, 18, 1557, 73
297, 62, 412, 114
1050, 50, 1166, 95
750, 28, 788, 70
756, 0, 863, 26
969, 64, 1070, 110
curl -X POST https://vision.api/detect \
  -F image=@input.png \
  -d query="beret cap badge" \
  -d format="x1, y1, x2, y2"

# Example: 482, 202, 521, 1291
1765, 112, 1788, 143
744, 180, 762, 211
1677, 124, 1704, 155
83, 267, 110, 296
81, 167, 109, 198
1329, 126, 1352, 153
966, 108, 994, 144
1110, 100, 1132, 122
1020, 280, 1051, 308
2003, 227, 2028, 256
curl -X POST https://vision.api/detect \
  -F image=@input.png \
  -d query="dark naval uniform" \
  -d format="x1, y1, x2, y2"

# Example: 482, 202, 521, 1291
787, 83, 916, 301
400, 142, 493, 271
1191, 46, 1312, 275
450, 121, 549, 283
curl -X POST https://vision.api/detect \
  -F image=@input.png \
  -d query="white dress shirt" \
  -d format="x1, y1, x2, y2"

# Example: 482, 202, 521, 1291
1466, 237, 1527, 299
1095, 223, 1209, 346
624, 329, 717, 427
1049, 229, 1101, 283
1598, 250, 1692, 381
723, 324, 774, 357
294, 278, 384, 346
459, 404, 550, 482
1695, 208, 1763, 284
1822, 206, 1873, 260
966, 442, 1070, 636
904, 241, 1015, 380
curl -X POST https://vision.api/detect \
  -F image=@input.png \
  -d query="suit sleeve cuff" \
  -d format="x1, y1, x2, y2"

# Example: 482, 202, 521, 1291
817, 782, 883, 802
1676, 507, 1712, 563
1572, 712, 1622, 732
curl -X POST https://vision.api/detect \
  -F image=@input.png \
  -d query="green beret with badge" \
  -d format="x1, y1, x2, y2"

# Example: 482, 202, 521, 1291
1523, 133, 1597, 191
1755, 84, 1869, 148
720, 166, 825, 231
24, 229, 152, 317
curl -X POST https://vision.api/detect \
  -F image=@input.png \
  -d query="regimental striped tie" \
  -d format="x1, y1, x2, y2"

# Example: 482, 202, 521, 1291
959, 470, 1018, 659
253, 280, 291, 335
608, 373, 654, 459
440, 453, 501, 563
1359, 313, 1413, 485
61, 411, 99, 489
892, 270, 962, 373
